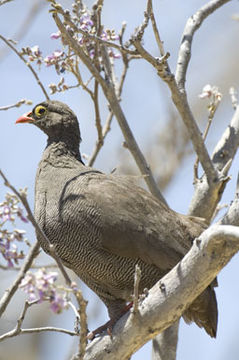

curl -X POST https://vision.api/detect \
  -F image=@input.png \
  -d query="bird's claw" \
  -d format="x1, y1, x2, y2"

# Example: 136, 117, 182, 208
87, 320, 113, 340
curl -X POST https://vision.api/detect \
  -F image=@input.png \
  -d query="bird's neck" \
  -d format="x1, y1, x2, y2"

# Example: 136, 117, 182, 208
42, 138, 84, 167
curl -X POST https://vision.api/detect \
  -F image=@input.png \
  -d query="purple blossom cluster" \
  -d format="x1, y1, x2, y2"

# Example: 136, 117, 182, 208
0, 229, 25, 267
0, 193, 28, 224
21, 45, 66, 73
20, 269, 69, 314
20, 6, 120, 80
76, 13, 120, 60
0, 193, 28, 267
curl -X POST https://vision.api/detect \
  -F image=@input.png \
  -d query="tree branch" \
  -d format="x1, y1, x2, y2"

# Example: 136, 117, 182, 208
147, 0, 165, 57
152, 322, 179, 360
0, 35, 49, 100
0, 241, 40, 318
83, 223, 239, 360
131, 38, 218, 183
0, 99, 32, 111
0, 0, 14, 6
0, 296, 77, 343
189, 105, 239, 218
175, 0, 232, 90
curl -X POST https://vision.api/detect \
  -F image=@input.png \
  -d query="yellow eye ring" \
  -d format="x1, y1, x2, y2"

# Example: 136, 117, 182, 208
34, 105, 47, 118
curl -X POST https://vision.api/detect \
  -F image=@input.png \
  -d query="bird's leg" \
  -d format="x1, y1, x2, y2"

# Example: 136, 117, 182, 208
87, 302, 133, 340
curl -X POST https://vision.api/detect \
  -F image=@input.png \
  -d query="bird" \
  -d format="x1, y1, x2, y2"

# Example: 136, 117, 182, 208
16, 100, 218, 338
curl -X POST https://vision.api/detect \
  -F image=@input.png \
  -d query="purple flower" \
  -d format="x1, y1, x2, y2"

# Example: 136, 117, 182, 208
7, 259, 14, 267
31, 45, 41, 57
100, 31, 108, 41
89, 49, 95, 59
50, 293, 68, 314
50, 31, 61, 40
2, 206, 12, 222
29, 292, 38, 302
20, 269, 69, 314
111, 34, 119, 41
108, 49, 121, 59
79, 14, 93, 28
100, 31, 119, 42
44, 50, 64, 66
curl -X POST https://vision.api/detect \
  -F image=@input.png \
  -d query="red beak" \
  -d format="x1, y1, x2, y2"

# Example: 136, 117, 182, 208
16, 111, 34, 124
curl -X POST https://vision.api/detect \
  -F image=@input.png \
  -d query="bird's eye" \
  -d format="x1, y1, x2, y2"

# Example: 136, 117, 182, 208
34, 105, 47, 118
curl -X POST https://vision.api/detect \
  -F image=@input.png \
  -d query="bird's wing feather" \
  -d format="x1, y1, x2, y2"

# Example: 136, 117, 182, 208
79, 173, 204, 270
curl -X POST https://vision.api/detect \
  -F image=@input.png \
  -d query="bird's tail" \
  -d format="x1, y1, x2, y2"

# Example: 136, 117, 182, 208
183, 283, 218, 337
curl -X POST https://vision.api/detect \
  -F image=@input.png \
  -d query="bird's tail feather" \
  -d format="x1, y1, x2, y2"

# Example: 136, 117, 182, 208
183, 285, 218, 338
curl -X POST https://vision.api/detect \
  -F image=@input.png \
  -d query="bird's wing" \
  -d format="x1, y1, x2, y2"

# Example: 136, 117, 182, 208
81, 173, 204, 271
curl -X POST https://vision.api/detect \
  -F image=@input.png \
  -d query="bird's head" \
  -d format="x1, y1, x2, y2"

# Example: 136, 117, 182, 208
16, 100, 81, 143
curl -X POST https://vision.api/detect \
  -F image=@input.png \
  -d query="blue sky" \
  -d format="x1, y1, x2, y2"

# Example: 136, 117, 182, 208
1, 1, 239, 359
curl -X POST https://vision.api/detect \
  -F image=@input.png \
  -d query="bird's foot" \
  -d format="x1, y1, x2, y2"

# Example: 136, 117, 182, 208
87, 302, 133, 340
87, 320, 113, 340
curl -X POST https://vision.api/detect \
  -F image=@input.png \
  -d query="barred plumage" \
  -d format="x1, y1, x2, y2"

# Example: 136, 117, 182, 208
17, 100, 218, 337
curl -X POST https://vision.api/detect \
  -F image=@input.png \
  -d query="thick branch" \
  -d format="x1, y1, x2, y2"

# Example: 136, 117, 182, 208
132, 39, 217, 182
84, 224, 239, 360
189, 105, 239, 218
175, 0, 232, 90
152, 322, 179, 360
212, 105, 239, 170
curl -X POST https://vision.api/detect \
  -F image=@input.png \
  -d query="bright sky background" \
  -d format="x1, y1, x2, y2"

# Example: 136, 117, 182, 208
1, 1, 239, 359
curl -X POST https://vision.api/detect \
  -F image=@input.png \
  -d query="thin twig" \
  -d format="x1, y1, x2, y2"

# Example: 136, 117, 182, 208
0, 99, 32, 111
211, 203, 228, 221
0, 34, 49, 100
2, 300, 75, 345
0, 241, 40, 318
132, 265, 141, 314
87, 45, 131, 167
0, 0, 13, 5
194, 105, 217, 180
0, 300, 37, 341
70, 62, 94, 97
68, 301, 81, 321
0, 311, 77, 342
147, 0, 165, 56
87, 112, 113, 167
134, 5, 150, 41
93, 80, 103, 145
0, 262, 58, 271
0, 2, 45, 60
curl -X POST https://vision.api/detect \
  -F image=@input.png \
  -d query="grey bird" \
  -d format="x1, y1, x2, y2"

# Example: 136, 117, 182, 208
16, 100, 218, 338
